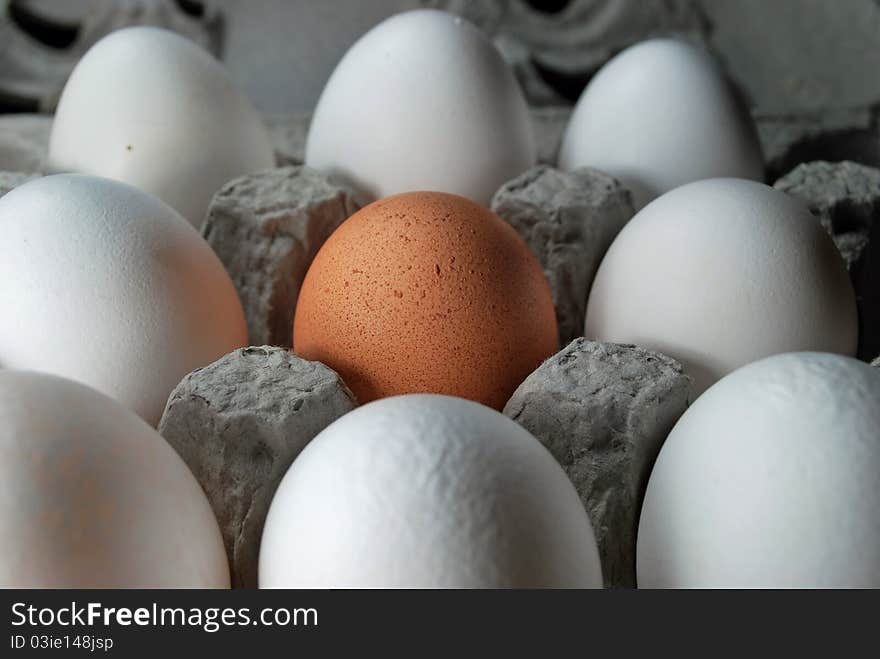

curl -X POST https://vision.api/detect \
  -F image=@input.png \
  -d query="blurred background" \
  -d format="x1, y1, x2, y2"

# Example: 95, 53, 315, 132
2, 0, 880, 178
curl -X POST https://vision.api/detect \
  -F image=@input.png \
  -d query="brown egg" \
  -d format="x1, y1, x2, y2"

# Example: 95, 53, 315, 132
293, 191, 558, 410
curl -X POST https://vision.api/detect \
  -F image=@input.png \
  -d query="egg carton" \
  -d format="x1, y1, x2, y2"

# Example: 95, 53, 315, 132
177, 155, 880, 589
0, 0, 706, 114
1, 105, 879, 587
2, 1, 880, 587
185, 149, 880, 588
196, 157, 880, 361
775, 161, 880, 360
158, 338, 690, 590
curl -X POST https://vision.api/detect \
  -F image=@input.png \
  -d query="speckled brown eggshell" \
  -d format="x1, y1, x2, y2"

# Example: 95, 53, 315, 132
293, 191, 558, 410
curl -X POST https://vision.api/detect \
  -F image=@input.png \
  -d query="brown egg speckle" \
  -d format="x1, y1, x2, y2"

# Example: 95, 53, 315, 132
293, 191, 558, 409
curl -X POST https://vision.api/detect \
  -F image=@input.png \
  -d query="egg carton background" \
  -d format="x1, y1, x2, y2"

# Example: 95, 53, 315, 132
4, 0, 880, 189
1, 0, 879, 589
5, 0, 880, 177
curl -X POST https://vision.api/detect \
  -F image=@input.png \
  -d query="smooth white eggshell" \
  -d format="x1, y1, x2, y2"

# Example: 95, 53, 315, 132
48, 26, 275, 228
259, 394, 602, 588
305, 9, 535, 205
637, 352, 880, 588
559, 39, 764, 209
0, 371, 229, 588
584, 178, 857, 396
0, 174, 248, 426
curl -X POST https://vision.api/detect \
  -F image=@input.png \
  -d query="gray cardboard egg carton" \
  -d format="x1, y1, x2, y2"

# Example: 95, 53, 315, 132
2, 0, 880, 589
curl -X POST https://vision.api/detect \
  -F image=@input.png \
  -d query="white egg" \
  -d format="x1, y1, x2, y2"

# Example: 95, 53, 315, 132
585, 178, 857, 396
0, 174, 247, 426
259, 394, 602, 588
305, 9, 535, 205
559, 39, 764, 209
637, 352, 880, 588
0, 371, 228, 588
48, 26, 275, 228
